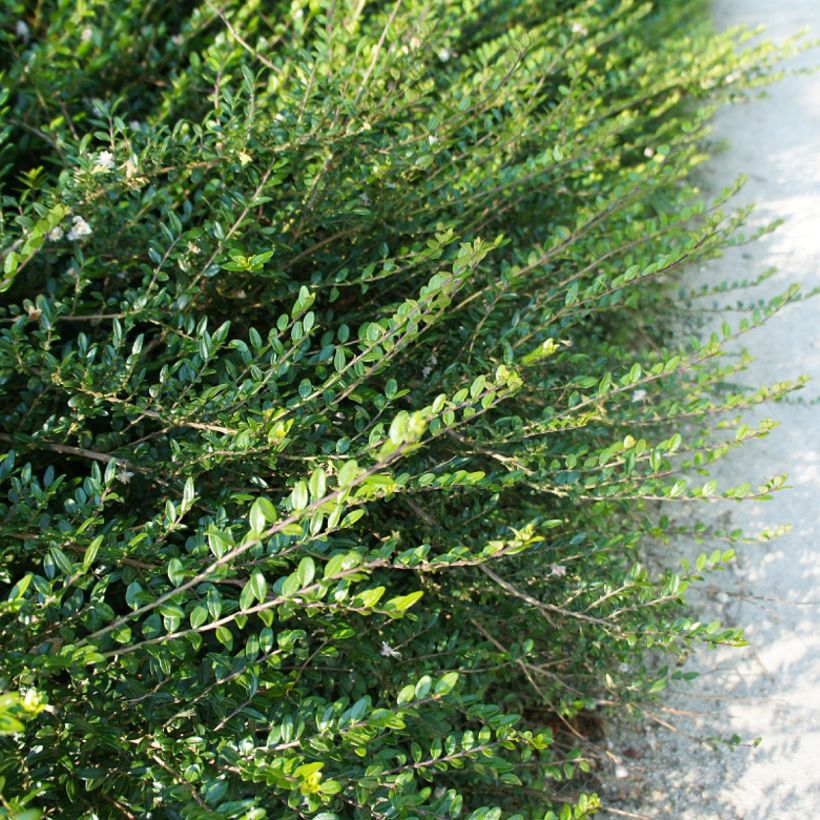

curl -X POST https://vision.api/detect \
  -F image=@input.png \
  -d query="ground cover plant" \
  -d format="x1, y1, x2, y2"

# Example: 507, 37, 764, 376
0, 0, 805, 817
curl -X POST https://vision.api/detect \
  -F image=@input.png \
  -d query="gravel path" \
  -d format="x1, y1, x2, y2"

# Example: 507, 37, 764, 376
601, 2, 820, 817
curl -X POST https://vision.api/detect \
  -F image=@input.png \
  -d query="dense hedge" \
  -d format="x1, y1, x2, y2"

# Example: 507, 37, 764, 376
0, 1, 803, 817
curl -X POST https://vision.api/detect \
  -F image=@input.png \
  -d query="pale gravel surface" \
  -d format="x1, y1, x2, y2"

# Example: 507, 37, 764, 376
600, 1, 820, 817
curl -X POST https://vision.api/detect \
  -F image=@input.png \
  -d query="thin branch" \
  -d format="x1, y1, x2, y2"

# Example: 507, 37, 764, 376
478, 563, 611, 628
0, 431, 141, 471
209, 3, 279, 72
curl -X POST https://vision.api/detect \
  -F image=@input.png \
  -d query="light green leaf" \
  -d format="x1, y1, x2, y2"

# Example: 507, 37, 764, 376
250, 570, 268, 602
291, 481, 309, 511
435, 672, 459, 696
296, 557, 315, 587
190, 606, 208, 629
308, 468, 327, 500
83, 535, 103, 571
384, 590, 424, 616
248, 497, 271, 532
215, 626, 233, 650
282, 572, 300, 597
167, 558, 185, 586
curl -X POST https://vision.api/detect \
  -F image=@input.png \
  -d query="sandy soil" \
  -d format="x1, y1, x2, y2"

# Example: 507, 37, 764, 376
600, 2, 820, 817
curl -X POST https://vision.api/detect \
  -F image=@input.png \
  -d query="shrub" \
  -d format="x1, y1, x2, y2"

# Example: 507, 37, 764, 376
0, 1, 802, 817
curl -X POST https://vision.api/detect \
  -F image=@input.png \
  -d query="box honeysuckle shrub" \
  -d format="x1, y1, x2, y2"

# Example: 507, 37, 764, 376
0, 1, 803, 817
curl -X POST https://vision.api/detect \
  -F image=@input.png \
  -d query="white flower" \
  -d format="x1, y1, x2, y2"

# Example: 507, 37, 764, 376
380, 641, 402, 659
421, 366, 432, 378
409, 36, 422, 50
15, 20, 30, 40
93, 150, 115, 173
437, 48, 451, 62
428, 134, 439, 146
171, 33, 184, 46
48, 226, 64, 242
117, 465, 134, 484
80, 26, 93, 43
631, 389, 647, 403
570, 22, 588, 35
643, 146, 655, 158
551, 564, 567, 577
614, 764, 629, 779
67, 215, 93, 241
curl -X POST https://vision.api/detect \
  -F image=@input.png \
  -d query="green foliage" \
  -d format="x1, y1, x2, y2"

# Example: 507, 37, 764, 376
0, 0, 804, 816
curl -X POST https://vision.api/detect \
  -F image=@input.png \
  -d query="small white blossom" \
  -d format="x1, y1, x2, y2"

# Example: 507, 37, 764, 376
437, 48, 451, 62
67, 215, 92, 241
614, 764, 629, 780
187, 241, 202, 255
380, 641, 402, 659
421, 365, 432, 378
93, 150, 116, 173
15, 20, 30, 40
117, 466, 134, 484
631, 389, 647, 403
172, 33, 184, 46
551, 564, 567, 578
81, 26, 93, 43
643, 146, 655, 158
428, 134, 439, 146
570, 22, 588, 36
48, 226, 64, 242
409, 36, 422, 50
